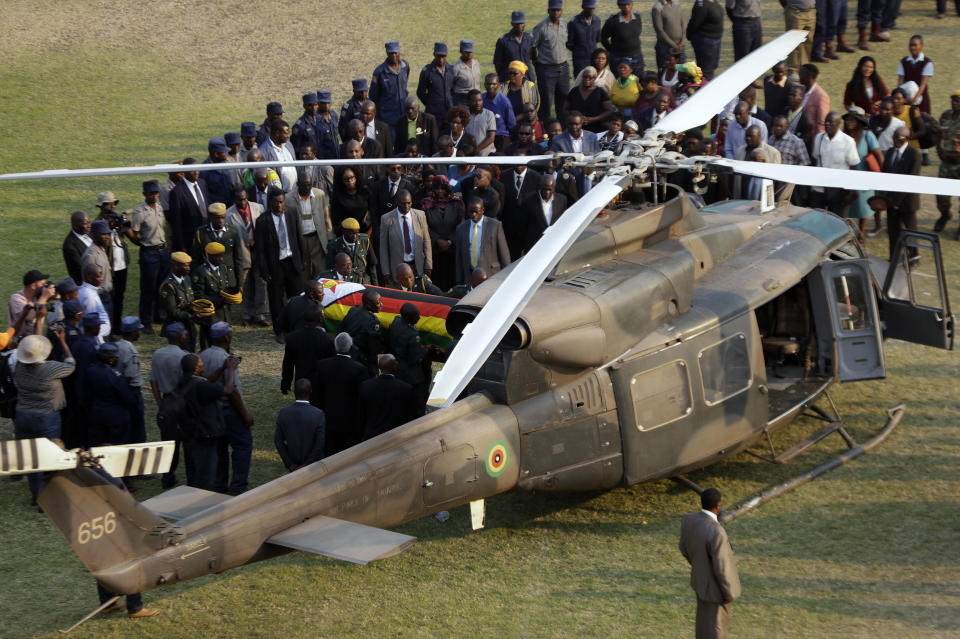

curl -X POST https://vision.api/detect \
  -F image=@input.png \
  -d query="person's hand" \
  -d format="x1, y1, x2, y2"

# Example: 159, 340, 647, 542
38, 283, 56, 303
243, 414, 254, 428
423, 269, 432, 277
51, 324, 67, 342
226, 356, 240, 370
437, 239, 451, 251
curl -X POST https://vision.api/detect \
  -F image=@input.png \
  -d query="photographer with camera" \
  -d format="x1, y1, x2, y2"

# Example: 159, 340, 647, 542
8, 270, 57, 340
93, 191, 131, 331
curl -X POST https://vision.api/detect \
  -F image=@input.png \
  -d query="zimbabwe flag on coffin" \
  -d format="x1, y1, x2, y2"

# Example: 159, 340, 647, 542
318, 279, 456, 349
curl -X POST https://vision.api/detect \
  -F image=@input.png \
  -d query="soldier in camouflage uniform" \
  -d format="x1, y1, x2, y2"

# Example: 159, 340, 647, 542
325, 217, 378, 284
159, 251, 197, 352
935, 92, 960, 235
194, 202, 244, 289
340, 288, 384, 376
192, 242, 231, 350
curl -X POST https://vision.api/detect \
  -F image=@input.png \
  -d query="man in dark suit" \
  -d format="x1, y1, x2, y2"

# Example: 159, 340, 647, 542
253, 186, 306, 340
679, 488, 742, 639
274, 378, 325, 471
358, 354, 416, 440
341, 118, 384, 160
393, 97, 439, 157
313, 333, 369, 455
280, 309, 335, 395
359, 100, 394, 157
635, 92, 674, 135
879, 127, 922, 260
501, 163, 543, 259
549, 112, 600, 154
455, 198, 511, 285
521, 175, 569, 254
168, 158, 211, 252
62, 210, 92, 284
369, 163, 416, 257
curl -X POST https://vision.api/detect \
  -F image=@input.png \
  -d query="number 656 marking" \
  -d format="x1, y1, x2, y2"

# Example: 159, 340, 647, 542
77, 512, 117, 544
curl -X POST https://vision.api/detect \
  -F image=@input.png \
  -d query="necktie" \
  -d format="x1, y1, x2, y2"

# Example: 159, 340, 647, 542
277, 215, 288, 253
893, 150, 901, 165
515, 173, 522, 196
390, 181, 398, 197
470, 223, 479, 267
402, 214, 413, 254
193, 182, 205, 211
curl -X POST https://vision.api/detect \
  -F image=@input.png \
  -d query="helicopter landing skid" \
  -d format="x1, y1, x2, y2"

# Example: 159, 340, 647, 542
747, 392, 856, 464
672, 404, 905, 524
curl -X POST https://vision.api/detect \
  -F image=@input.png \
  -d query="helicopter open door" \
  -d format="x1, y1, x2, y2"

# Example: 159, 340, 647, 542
808, 259, 886, 382
880, 231, 955, 350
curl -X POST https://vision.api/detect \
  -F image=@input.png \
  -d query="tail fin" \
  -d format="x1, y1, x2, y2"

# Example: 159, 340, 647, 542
37, 468, 176, 575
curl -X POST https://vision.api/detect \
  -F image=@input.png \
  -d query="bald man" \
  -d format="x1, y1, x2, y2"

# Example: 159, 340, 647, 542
358, 354, 417, 440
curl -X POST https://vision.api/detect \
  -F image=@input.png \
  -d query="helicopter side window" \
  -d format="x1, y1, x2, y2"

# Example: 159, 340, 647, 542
630, 360, 692, 431
830, 273, 870, 332
698, 333, 751, 405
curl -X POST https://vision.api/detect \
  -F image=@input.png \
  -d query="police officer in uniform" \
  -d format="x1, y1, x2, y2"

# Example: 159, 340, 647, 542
159, 251, 197, 352
340, 288, 384, 376
84, 342, 139, 447
115, 316, 146, 444
325, 217, 378, 284
192, 242, 230, 350
388, 302, 433, 416
194, 202, 243, 289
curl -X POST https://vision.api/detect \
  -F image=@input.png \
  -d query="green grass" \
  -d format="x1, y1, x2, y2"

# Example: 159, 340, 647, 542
0, 1, 958, 638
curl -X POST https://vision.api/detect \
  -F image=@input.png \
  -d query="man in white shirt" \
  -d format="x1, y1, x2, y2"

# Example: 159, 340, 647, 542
286, 177, 332, 280
811, 111, 861, 213
261, 119, 298, 191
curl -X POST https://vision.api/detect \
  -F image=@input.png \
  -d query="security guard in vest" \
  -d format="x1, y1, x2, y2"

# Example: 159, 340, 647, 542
325, 217, 379, 284
192, 241, 231, 350
159, 251, 197, 352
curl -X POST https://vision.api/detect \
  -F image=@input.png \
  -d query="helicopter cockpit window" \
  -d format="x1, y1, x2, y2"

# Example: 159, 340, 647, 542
698, 333, 751, 405
630, 360, 692, 431
830, 272, 871, 332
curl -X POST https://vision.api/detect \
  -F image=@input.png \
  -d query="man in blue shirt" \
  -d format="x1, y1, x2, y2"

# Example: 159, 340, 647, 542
482, 74, 517, 152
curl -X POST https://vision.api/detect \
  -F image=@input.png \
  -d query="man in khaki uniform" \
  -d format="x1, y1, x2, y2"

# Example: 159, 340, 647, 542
679, 488, 742, 639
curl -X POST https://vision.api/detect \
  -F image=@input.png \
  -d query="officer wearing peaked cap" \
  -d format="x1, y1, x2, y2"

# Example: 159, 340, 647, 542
159, 251, 197, 352
325, 217, 378, 284
192, 242, 230, 350
194, 201, 243, 289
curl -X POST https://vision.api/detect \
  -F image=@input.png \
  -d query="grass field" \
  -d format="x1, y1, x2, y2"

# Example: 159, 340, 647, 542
0, 1, 958, 637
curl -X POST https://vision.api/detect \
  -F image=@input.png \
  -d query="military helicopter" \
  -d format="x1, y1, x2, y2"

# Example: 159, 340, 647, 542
0, 31, 956, 622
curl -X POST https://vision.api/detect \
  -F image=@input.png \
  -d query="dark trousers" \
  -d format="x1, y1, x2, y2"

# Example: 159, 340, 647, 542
99, 292, 114, 333
731, 18, 762, 61
882, 0, 901, 27
129, 390, 145, 444
111, 268, 127, 332
220, 405, 252, 494
654, 42, 685, 74
887, 205, 918, 260
161, 439, 180, 488
324, 430, 356, 458
97, 582, 143, 614
936, 0, 960, 14
184, 436, 227, 493
138, 247, 169, 325
535, 63, 571, 121
856, 0, 886, 27
689, 34, 721, 80
266, 258, 303, 335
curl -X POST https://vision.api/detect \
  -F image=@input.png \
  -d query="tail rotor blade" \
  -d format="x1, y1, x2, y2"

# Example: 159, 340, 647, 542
428, 174, 629, 408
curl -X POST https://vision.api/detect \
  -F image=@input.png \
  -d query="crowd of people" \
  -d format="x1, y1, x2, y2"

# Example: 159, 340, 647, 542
3, 3, 960, 531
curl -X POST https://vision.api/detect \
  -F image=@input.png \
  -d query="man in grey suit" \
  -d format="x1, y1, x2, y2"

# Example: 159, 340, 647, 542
679, 488, 742, 639
454, 198, 511, 285
379, 189, 432, 287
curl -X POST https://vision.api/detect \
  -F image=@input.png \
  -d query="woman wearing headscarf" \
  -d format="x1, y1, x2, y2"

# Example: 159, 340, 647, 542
499, 61, 540, 124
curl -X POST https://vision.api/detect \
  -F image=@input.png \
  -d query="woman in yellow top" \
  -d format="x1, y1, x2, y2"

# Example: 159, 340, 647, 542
499, 60, 539, 124
609, 60, 640, 117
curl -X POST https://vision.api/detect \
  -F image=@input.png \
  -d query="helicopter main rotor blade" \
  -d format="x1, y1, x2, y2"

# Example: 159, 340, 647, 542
715, 158, 960, 197
654, 30, 808, 135
0, 155, 555, 182
427, 173, 630, 408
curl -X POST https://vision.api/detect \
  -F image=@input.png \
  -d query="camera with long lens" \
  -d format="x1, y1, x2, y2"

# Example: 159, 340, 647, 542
103, 210, 132, 231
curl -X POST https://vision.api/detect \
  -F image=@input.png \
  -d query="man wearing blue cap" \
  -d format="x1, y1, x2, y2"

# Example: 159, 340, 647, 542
116, 316, 146, 444
370, 40, 410, 142
84, 342, 139, 448
224, 132, 245, 185
292, 93, 322, 155
532, 0, 571, 120
418, 42, 455, 127
495, 10, 537, 84
199, 322, 254, 494
452, 40, 482, 107
314, 90, 340, 160
81, 219, 115, 324
256, 101, 285, 147
567, 1, 602, 76
203, 137, 240, 207
130, 179, 169, 334
240, 121, 259, 161
339, 78, 369, 139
